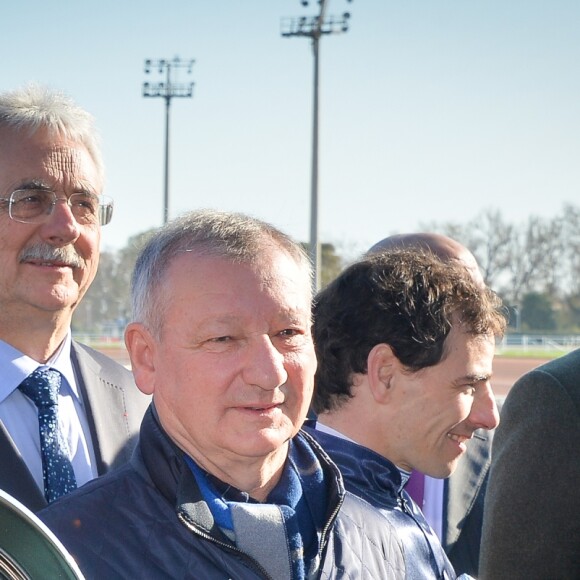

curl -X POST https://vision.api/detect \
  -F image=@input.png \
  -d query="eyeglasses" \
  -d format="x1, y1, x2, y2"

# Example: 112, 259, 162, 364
0, 189, 114, 226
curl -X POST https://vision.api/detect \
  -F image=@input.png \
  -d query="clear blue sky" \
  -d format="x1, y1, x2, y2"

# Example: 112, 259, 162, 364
3, 1, 579, 257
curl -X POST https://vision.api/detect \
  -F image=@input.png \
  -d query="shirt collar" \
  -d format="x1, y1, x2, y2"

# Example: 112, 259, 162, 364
0, 331, 78, 403
314, 421, 357, 443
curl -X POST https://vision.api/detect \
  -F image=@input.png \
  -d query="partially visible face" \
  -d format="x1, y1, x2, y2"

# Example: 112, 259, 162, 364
387, 325, 498, 477
368, 234, 485, 288
139, 249, 316, 472
0, 127, 102, 320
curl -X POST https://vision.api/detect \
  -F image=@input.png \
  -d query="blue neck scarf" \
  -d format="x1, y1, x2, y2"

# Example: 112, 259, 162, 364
185, 432, 328, 579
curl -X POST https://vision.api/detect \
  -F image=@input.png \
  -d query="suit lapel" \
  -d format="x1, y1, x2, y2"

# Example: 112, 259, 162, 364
71, 342, 133, 474
444, 431, 490, 549
444, 397, 504, 552
0, 421, 46, 511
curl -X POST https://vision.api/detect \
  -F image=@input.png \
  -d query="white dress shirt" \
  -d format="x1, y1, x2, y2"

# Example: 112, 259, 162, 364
0, 333, 98, 493
314, 421, 357, 443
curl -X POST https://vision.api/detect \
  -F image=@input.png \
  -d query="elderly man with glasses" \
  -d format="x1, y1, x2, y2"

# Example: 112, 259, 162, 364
0, 85, 150, 512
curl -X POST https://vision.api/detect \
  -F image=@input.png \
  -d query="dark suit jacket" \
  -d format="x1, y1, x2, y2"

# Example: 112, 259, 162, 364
479, 350, 580, 579
443, 424, 495, 577
0, 341, 150, 512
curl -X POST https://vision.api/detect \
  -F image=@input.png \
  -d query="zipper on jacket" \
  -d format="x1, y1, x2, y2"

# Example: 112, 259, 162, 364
179, 497, 344, 580
319, 494, 343, 552
177, 511, 274, 580
313, 491, 345, 579
398, 492, 411, 514
398, 493, 451, 579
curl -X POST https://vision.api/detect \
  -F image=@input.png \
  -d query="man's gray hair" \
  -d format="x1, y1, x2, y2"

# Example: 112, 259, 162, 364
0, 84, 104, 185
131, 209, 312, 337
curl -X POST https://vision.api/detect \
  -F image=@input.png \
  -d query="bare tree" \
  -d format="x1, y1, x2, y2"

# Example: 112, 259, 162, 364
75, 204, 580, 335
561, 203, 580, 294
466, 209, 513, 291
73, 250, 119, 334
500, 215, 564, 304
420, 208, 513, 290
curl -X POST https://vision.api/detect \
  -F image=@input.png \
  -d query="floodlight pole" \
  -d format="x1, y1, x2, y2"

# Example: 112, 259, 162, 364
281, 1, 351, 291
163, 91, 170, 225
143, 57, 195, 225
310, 24, 322, 292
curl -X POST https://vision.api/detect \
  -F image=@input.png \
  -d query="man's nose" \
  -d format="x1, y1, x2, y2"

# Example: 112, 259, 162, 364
469, 383, 500, 431
40, 198, 81, 244
243, 336, 288, 390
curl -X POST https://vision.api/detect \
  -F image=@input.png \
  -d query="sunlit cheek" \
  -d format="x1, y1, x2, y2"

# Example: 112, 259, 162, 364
299, 374, 316, 411
281, 375, 312, 426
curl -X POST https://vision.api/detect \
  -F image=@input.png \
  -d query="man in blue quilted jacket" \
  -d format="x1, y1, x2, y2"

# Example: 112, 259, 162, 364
40, 210, 406, 579
306, 248, 506, 579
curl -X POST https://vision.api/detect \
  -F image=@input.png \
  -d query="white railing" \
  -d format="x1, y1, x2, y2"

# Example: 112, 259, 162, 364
497, 334, 580, 353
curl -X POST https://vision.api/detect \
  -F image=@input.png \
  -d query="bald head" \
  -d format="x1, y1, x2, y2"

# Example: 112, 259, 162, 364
367, 233, 484, 287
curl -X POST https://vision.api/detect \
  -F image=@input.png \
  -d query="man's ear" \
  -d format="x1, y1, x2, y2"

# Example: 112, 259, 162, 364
367, 343, 399, 404
125, 322, 157, 396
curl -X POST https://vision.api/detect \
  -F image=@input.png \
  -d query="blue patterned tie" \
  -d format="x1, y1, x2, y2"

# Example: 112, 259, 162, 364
19, 368, 77, 503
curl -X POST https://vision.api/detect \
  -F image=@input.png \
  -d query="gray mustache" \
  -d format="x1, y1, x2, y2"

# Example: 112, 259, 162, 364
19, 244, 84, 268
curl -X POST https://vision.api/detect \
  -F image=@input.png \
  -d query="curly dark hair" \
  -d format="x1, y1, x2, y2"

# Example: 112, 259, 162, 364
312, 248, 506, 413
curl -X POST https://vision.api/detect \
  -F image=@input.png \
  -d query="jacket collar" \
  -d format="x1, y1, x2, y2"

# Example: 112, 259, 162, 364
303, 424, 402, 509
137, 407, 346, 543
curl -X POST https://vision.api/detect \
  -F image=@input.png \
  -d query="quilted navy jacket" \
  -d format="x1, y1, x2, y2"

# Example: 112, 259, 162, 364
40, 407, 407, 579
305, 425, 458, 580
